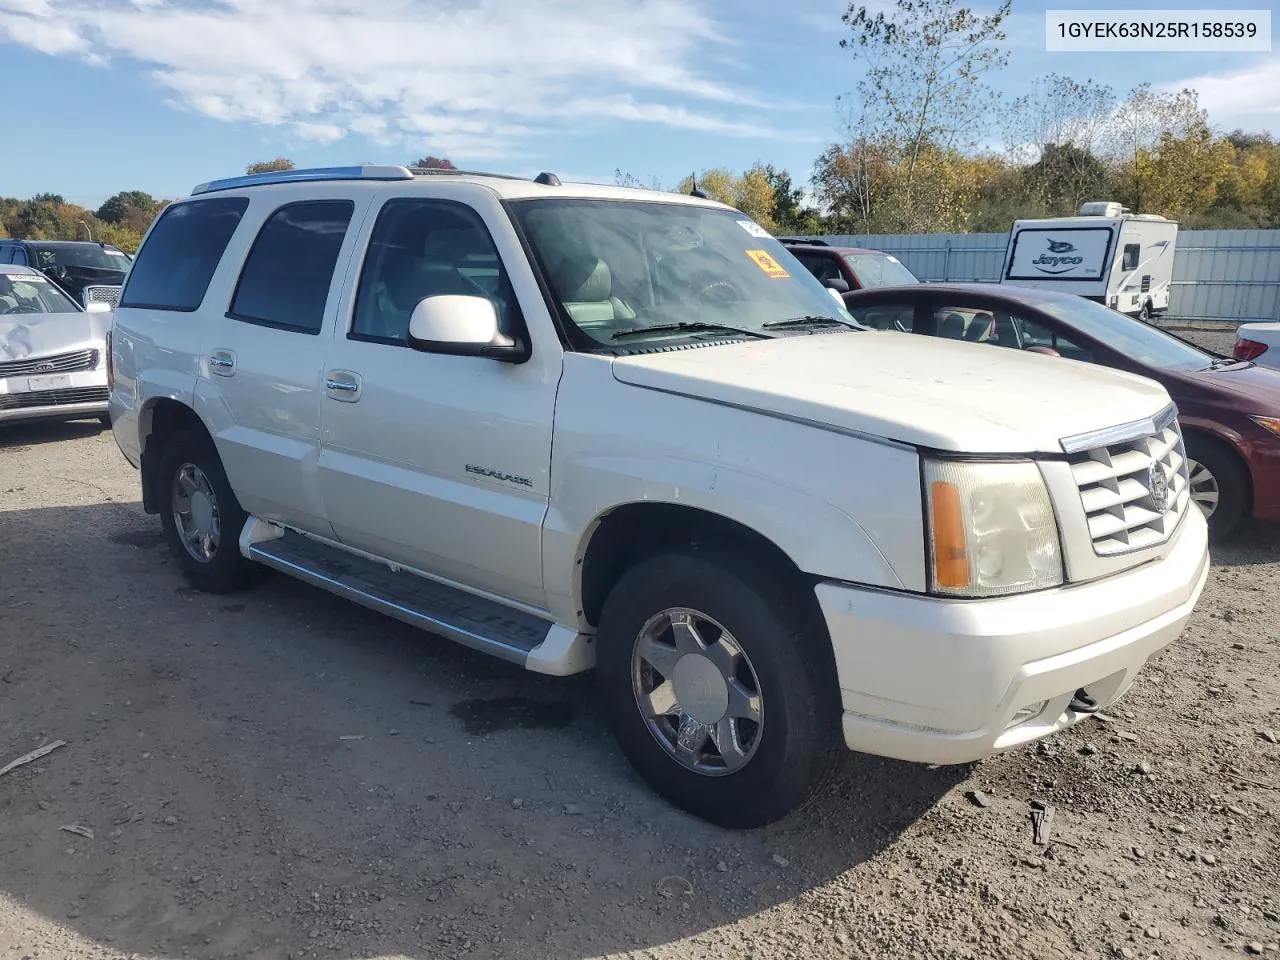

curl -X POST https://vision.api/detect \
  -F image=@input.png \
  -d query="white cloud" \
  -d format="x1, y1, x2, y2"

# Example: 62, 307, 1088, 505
0, 0, 787, 159
1161, 58, 1280, 133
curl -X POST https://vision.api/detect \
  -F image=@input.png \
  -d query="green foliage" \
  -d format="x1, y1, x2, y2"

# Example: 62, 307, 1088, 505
410, 156, 457, 170
245, 157, 295, 174
96, 190, 156, 228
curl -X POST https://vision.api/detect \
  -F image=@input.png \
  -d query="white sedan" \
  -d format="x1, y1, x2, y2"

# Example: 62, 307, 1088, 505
1233, 323, 1280, 369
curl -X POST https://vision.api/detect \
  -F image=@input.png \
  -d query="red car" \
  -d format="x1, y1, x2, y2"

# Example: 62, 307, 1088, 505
779, 238, 920, 293
842, 282, 1280, 540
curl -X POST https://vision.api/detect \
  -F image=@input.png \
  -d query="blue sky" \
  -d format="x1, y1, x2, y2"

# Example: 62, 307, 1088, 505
1, 0, 1276, 209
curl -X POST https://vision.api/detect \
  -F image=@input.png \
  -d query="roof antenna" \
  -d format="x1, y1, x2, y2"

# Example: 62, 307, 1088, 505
689, 173, 708, 200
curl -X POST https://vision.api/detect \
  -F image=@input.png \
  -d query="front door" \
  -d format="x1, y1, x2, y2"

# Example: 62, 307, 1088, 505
317, 191, 560, 610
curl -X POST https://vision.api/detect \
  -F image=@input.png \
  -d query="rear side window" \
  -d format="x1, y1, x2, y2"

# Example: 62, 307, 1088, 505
120, 197, 249, 311
1122, 243, 1140, 271
229, 200, 354, 334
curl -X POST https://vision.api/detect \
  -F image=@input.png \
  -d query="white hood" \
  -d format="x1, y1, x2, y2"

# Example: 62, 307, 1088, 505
611, 330, 1171, 454
0, 312, 106, 362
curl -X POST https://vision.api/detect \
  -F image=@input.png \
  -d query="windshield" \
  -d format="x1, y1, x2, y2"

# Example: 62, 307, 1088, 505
844, 252, 919, 287
31, 245, 130, 272
0, 271, 81, 314
508, 199, 853, 346
1031, 294, 1211, 371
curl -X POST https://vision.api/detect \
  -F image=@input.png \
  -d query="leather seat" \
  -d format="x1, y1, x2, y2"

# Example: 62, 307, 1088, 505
550, 256, 635, 329
938, 312, 967, 339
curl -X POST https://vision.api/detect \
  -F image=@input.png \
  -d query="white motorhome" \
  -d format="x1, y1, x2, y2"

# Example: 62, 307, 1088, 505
1001, 202, 1178, 321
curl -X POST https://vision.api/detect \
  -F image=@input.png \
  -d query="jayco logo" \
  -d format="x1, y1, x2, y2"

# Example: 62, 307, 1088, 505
1032, 238, 1085, 274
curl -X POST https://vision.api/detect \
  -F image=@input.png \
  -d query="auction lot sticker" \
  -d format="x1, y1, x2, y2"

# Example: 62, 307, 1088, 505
745, 249, 790, 279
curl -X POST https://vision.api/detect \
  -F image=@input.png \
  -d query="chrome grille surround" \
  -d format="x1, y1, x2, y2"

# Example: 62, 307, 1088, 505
0, 349, 99, 379
1060, 405, 1190, 556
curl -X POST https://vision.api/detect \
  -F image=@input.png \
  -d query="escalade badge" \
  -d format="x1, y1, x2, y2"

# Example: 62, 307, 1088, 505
1149, 465, 1169, 514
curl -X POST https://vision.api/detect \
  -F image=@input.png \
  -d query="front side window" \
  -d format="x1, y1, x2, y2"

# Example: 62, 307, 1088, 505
0, 271, 81, 314
229, 200, 354, 334
1013, 317, 1093, 361
351, 199, 520, 343
1027, 293, 1209, 370
791, 251, 844, 285
11, 247, 27, 266
933, 305, 999, 344
508, 199, 853, 347
120, 196, 249, 312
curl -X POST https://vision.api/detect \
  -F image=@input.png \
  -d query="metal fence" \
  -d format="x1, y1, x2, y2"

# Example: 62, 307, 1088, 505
813, 230, 1280, 323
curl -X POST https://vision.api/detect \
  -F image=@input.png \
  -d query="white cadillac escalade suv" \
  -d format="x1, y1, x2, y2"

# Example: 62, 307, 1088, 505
108, 165, 1209, 827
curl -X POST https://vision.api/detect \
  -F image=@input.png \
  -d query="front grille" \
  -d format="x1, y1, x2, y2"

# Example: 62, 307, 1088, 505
0, 386, 108, 410
0, 349, 99, 378
83, 285, 121, 307
1067, 419, 1190, 555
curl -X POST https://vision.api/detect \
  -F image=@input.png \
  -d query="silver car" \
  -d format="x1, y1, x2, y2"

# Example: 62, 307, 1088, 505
0, 264, 111, 427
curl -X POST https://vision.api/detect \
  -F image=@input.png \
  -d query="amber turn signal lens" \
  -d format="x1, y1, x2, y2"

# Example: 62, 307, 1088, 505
930, 480, 970, 589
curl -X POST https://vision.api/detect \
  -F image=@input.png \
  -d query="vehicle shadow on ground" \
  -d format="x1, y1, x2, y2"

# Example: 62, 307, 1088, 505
0, 500, 965, 960
1210, 520, 1280, 567
0, 418, 106, 449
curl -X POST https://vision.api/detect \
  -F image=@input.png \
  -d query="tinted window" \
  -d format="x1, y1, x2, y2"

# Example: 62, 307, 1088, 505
352, 199, 520, 343
791, 251, 843, 284
1014, 317, 1092, 362
120, 197, 249, 311
229, 200, 354, 334
0, 246, 11, 264
1122, 243, 1140, 271
11, 247, 27, 266
846, 302, 914, 332
934, 305, 998, 343
1028, 293, 1209, 371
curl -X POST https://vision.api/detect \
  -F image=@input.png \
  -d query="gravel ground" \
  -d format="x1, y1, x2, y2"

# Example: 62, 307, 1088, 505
2, 340, 1277, 960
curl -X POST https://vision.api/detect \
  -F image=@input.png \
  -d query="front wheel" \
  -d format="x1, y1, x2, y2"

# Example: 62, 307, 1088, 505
1185, 435, 1249, 541
158, 429, 265, 593
1138, 301, 1153, 323
596, 551, 839, 828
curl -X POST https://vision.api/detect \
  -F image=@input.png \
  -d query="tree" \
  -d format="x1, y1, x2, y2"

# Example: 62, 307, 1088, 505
1005, 74, 1115, 213
1106, 84, 1206, 212
96, 190, 157, 231
246, 157, 295, 175
760, 165, 822, 234
410, 156, 457, 170
833, 0, 1012, 230
674, 166, 781, 232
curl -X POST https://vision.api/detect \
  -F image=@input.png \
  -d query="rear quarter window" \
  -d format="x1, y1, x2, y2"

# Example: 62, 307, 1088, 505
120, 197, 249, 311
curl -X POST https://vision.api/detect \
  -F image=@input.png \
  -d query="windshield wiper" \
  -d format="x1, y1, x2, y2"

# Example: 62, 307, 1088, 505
761, 315, 857, 330
610, 322, 772, 341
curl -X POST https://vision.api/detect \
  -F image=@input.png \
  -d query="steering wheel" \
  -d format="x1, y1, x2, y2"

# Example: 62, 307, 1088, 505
0, 303, 41, 315
693, 279, 744, 303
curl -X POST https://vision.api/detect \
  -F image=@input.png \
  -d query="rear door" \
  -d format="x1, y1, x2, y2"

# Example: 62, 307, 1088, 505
194, 190, 368, 536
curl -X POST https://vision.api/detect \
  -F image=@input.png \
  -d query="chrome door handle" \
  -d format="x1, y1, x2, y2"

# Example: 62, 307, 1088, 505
209, 350, 236, 376
324, 371, 362, 402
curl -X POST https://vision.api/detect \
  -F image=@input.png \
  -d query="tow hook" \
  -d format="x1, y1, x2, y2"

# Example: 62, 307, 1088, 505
1069, 688, 1100, 714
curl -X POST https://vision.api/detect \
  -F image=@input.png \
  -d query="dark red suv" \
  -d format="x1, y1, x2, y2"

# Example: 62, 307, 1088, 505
779, 238, 920, 293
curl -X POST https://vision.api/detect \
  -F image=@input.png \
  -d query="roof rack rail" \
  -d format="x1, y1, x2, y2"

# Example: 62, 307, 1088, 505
191, 165, 415, 195
408, 166, 530, 181
776, 236, 828, 246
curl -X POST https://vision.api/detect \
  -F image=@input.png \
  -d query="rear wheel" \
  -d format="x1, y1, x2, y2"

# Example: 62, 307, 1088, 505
1184, 435, 1249, 541
1138, 301, 1153, 323
596, 550, 839, 828
158, 429, 265, 593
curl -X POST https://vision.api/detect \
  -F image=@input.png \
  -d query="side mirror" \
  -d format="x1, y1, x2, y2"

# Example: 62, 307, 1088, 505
44, 265, 68, 281
84, 300, 112, 314
407, 295, 526, 361
822, 277, 851, 293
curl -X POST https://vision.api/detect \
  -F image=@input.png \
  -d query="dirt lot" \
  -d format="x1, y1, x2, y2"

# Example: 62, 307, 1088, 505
2, 347, 1278, 960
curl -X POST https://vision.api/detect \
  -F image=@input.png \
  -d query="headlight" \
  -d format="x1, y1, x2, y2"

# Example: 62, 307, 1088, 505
924, 458, 1063, 597
1250, 415, 1280, 438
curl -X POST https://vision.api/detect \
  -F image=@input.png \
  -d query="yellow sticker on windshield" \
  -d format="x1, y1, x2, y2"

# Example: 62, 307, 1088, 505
745, 249, 790, 279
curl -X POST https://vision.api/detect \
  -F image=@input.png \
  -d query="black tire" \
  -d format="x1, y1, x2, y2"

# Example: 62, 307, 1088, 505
98, 414, 112, 428
1185, 434, 1249, 542
596, 550, 840, 829
1138, 301, 1153, 323
158, 428, 265, 593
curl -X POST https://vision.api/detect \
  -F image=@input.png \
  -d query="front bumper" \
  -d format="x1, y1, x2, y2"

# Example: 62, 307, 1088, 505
0, 370, 108, 424
817, 506, 1209, 765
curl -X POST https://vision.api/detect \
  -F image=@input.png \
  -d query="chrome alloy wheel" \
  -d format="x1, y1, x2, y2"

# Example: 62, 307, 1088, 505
172, 462, 221, 562
631, 608, 764, 776
1185, 457, 1220, 519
